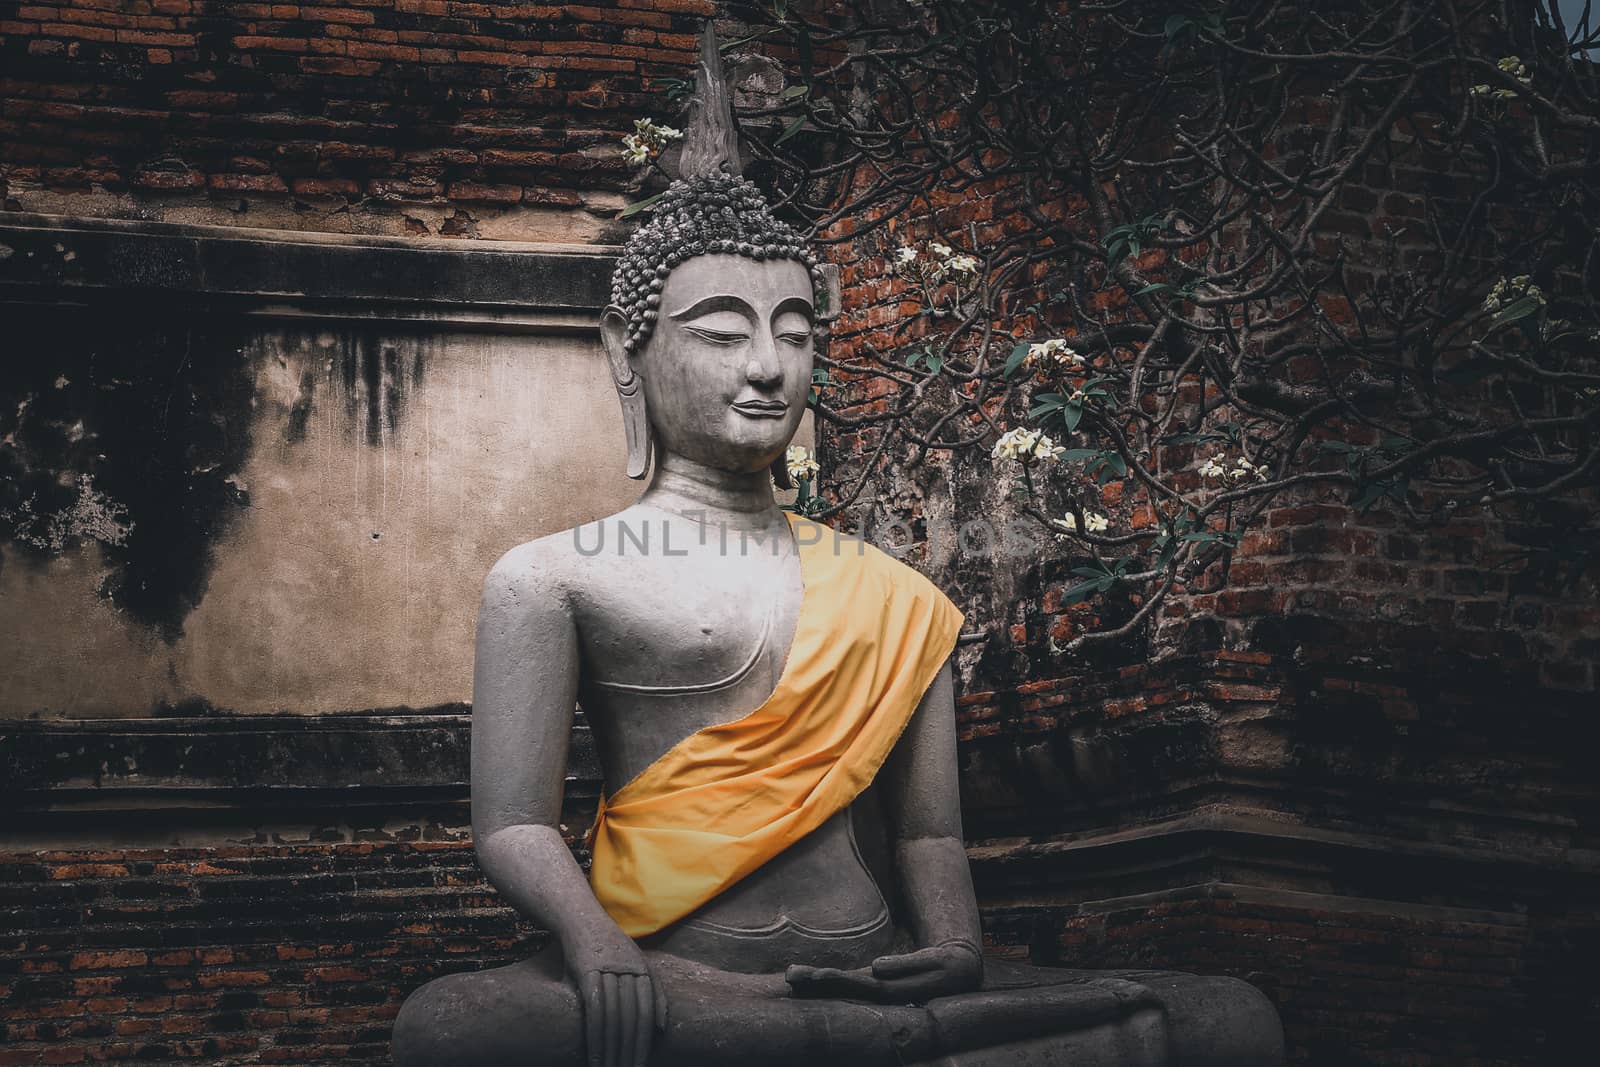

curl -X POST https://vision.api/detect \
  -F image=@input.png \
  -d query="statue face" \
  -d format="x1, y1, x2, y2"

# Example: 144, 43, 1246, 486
631, 253, 814, 473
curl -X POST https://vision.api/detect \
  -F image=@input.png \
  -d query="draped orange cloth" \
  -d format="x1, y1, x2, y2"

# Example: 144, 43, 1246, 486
587, 514, 965, 938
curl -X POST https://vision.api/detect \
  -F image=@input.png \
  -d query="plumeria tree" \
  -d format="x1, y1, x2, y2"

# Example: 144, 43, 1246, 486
624, 0, 1600, 653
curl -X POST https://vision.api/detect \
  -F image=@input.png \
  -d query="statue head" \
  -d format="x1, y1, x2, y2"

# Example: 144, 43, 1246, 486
600, 24, 828, 484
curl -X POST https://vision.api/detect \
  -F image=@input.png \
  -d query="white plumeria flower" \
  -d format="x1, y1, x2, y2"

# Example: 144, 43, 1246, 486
1232, 459, 1269, 482
929, 241, 953, 258
991, 427, 1066, 463
1483, 274, 1545, 313
1201, 452, 1269, 483
1060, 511, 1109, 534
784, 444, 820, 483
896, 246, 920, 265
633, 117, 683, 142
1497, 55, 1531, 84
621, 137, 650, 165
1023, 338, 1085, 370
944, 253, 980, 277
620, 118, 683, 167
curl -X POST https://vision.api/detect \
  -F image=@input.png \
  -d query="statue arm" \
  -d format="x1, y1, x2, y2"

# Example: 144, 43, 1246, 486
469, 544, 662, 1067
787, 655, 984, 1003
881, 656, 984, 961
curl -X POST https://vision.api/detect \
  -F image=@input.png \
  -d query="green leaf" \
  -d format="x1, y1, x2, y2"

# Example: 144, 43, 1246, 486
618, 190, 667, 219
1350, 482, 1386, 511
1439, 361, 1496, 386
1060, 575, 1115, 605
1004, 342, 1032, 378
775, 114, 806, 145
655, 77, 692, 104
780, 84, 810, 101
1063, 403, 1085, 432
1029, 393, 1067, 422
1378, 434, 1415, 453
1489, 294, 1542, 328
925, 351, 944, 374
774, 0, 788, 18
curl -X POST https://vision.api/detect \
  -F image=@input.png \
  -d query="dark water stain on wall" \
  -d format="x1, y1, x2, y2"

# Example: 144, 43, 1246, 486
277, 332, 424, 447
0, 303, 259, 642
1, 305, 437, 644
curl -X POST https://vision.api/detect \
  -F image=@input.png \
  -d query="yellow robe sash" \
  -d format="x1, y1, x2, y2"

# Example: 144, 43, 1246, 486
587, 514, 965, 938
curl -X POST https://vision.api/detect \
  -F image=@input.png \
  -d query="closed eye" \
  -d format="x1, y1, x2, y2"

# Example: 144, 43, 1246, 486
684, 326, 749, 345
778, 331, 811, 346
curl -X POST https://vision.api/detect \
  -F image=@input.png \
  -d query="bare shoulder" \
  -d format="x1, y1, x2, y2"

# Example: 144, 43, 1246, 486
481, 527, 589, 615
479, 508, 645, 614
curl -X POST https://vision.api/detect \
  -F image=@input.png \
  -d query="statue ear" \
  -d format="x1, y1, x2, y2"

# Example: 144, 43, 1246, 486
600, 306, 652, 480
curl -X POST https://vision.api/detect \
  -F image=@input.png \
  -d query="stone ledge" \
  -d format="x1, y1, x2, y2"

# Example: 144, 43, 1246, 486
0, 211, 618, 328
0, 713, 600, 826
968, 805, 1600, 919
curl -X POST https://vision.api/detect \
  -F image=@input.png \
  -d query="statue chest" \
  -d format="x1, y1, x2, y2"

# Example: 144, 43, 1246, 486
573, 540, 804, 698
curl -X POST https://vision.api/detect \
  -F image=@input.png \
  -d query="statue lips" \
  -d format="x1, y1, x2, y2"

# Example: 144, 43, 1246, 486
731, 399, 789, 419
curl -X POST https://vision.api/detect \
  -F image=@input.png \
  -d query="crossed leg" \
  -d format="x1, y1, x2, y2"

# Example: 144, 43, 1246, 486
392, 948, 1282, 1067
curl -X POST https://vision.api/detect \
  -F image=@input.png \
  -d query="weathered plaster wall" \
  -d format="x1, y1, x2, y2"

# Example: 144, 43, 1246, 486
0, 214, 659, 718
0, 212, 815, 720
1, 319, 629, 718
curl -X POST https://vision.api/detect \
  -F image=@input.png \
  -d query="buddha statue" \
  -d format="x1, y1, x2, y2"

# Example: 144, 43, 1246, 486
392, 25, 1285, 1067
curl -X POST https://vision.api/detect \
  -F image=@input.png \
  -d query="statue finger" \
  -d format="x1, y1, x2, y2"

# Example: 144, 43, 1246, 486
602, 971, 621, 1067
582, 972, 604, 1067
875, 968, 953, 1005
630, 974, 653, 1067
650, 967, 669, 1032
870, 947, 946, 979
787, 965, 886, 1001
784, 963, 839, 989
614, 979, 633, 1067
784, 963, 819, 986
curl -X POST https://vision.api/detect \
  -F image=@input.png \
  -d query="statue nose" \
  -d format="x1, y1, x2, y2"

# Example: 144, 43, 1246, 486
746, 334, 783, 388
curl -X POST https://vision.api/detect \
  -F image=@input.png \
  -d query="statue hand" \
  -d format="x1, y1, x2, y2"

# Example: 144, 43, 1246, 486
785, 941, 982, 1004
567, 932, 668, 1067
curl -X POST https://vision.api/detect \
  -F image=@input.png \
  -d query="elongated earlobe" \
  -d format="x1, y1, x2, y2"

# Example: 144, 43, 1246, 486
616, 371, 652, 480
600, 306, 652, 480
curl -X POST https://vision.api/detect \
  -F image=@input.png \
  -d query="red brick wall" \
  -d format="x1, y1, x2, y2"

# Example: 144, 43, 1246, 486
815, 166, 1599, 691
0, 841, 532, 1065
985, 894, 1590, 1067
0, 0, 715, 237
4, 834, 1592, 1065
4, 4, 1597, 1066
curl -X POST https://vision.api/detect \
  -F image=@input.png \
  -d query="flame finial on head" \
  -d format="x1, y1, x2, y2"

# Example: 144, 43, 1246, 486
679, 22, 742, 180
608, 20, 826, 359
